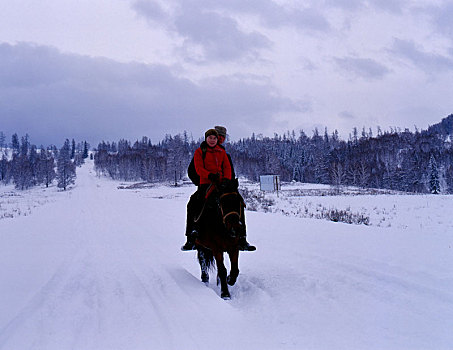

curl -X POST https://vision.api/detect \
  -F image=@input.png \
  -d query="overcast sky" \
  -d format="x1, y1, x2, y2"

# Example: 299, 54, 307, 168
1, 0, 452, 146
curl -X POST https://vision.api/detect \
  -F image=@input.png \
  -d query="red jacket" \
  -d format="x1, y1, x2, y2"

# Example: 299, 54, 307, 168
194, 144, 232, 185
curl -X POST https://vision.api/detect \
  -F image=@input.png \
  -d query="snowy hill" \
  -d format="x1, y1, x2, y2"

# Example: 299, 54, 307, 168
0, 160, 452, 350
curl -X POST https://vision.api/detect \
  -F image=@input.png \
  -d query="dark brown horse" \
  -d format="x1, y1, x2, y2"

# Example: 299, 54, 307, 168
195, 180, 245, 299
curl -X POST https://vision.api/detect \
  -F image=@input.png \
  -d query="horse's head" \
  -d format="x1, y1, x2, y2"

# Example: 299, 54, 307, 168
217, 179, 244, 237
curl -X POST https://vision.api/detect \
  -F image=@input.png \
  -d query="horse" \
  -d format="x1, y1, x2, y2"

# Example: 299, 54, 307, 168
194, 179, 245, 300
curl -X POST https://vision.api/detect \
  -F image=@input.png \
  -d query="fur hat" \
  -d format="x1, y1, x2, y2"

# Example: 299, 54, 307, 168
205, 128, 219, 139
215, 125, 227, 137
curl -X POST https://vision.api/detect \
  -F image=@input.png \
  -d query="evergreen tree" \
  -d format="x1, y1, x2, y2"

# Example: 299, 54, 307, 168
0, 154, 10, 183
12, 153, 33, 190
20, 135, 30, 157
445, 164, 453, 194
11, 133, 20, 154
45, 154, 57, 188
83, 141, 89, 159
57, 139, 76, 190
74, 152, 85, 167
29, 145, 38, 185
92, 115, 453, 193
428, 154, 441, 194
70, 139, 76, 159
37, 147, 56, 187
0, 131, 5, 151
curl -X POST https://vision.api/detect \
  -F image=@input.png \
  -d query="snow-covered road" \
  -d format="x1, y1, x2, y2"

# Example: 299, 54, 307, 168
1, 160, 452, 349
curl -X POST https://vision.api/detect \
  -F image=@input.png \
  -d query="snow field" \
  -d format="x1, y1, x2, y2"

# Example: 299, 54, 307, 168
0, 159, 452, 349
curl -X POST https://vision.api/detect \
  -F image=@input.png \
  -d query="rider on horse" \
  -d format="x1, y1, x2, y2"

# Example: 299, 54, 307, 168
181, 127, 256, 251
214, 126, 255, 251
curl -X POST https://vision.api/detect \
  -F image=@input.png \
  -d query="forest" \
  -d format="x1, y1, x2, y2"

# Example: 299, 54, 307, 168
1, 114, 452, 194
0, 135, 86, 191
93, 114, 453, 194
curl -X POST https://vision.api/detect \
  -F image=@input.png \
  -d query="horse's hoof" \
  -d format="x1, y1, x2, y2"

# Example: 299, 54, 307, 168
227, 275, 237, 286
221, 292, 231, 300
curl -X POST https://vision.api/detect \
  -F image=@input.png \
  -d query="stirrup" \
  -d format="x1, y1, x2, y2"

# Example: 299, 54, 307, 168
181, 234, 197, 251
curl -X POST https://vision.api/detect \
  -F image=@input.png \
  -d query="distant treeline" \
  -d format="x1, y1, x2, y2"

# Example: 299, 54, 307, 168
94, 114, 453, 194
0, 133, 88, 190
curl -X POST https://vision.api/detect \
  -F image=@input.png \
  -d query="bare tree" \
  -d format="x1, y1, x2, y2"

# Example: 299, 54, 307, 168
331, 162, 346, 187
357, 162, 370, 188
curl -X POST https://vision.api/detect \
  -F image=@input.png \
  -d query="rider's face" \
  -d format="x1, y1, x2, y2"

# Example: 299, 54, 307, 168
218, 135, 225, 145
206, 135, 218, 147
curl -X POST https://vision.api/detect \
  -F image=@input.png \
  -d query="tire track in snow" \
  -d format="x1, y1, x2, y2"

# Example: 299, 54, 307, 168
1, 161, 261, 350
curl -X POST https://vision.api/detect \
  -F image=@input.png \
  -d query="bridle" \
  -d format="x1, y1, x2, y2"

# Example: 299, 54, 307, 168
219, 192, 243, 224
193, 184, 245, 226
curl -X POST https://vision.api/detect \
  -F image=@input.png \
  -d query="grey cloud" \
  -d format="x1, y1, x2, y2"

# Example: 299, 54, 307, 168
132, 0, 271, 62
203, 0, 330, 32
131, 0, 330, 62
390, 38, 453, 73
423, 2, 453, 43
334, 57, 390, 80
0, 43, 302, 145
174, 4, 271, 61
132, 0, 169, 23
289, 7, 330, 32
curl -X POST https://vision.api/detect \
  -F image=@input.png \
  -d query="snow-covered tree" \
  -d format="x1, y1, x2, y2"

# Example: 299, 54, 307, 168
83, 141, 89, 159
0, 154, 10, 183
57, 139, 76, 190
37, 147, 56, 187
70, 139, 76, 159
11, 133, 20, 155
428, 154, 441, 194
0, 131, 5, 151
12, 154, 33, 190
331, 162, 346, 187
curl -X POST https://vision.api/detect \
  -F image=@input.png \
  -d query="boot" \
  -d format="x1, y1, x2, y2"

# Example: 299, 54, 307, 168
181, 220, 199, 251
181, 231, 197, 251
237, 215, 255, 251
238, 234, 256, 251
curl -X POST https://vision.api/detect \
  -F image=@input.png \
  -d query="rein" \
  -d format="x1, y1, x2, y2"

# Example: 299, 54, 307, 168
219, 192, 242, 224
194, 187, 244, 225
194, 184, 213, 223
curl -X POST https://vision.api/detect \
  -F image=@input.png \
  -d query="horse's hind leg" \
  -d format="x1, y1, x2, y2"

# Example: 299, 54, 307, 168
227, 249, 240, 286
197, 249, 209, 285
214, 253, 230, 299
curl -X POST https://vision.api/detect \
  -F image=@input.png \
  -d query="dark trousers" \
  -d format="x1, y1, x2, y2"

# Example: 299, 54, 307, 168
185, 191, 201, 236
185, 185, 209, 236
239, 193, 247, 234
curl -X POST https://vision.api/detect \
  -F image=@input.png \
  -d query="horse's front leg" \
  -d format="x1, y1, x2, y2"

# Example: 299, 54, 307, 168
227, 249, 240, 286
214, 252, 230, 299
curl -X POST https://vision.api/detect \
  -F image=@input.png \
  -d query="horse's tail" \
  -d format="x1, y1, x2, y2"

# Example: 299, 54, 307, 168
197, 247, 215, 271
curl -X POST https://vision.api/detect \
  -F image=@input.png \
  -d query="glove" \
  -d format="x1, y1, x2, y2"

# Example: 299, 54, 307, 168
208, 173, 220, 183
